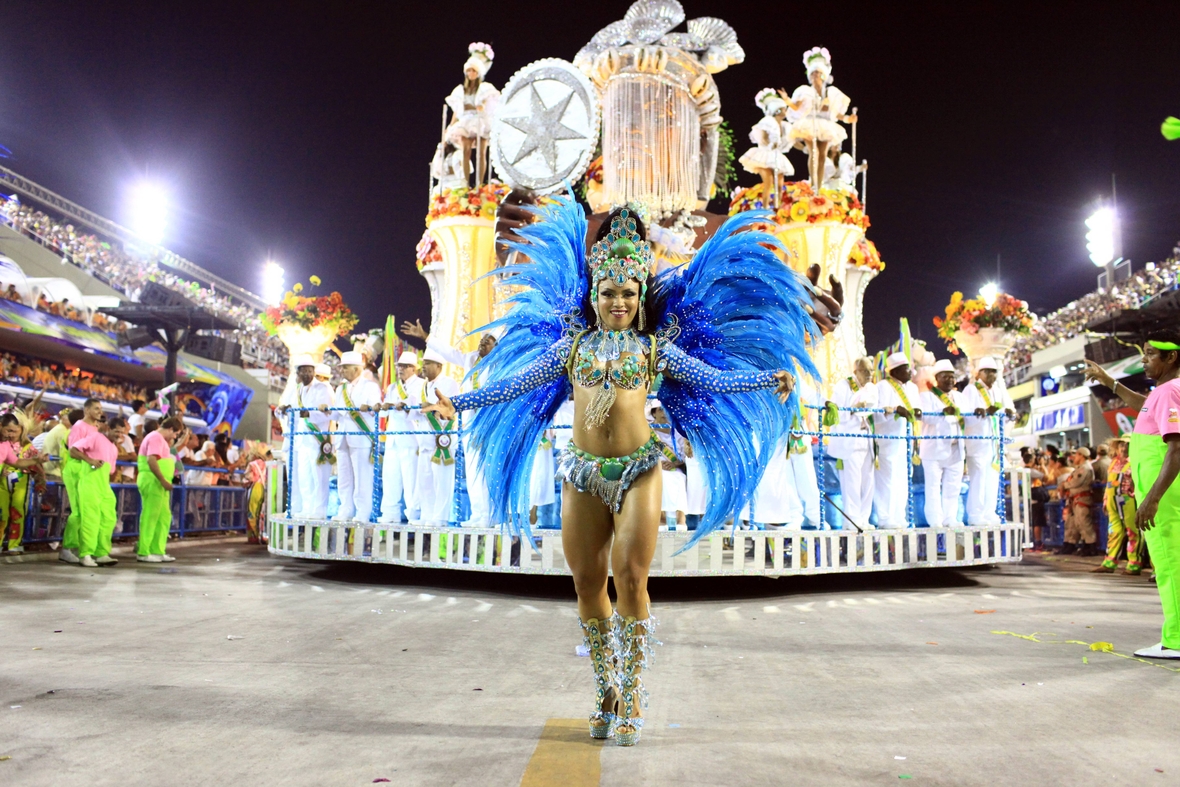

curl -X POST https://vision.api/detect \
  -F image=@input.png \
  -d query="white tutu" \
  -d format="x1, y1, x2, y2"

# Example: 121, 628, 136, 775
739, 146, 794, 176
446, 110, 491, 143
529, 446, 556, 507
660, 468, 688, 513
788, 119, 847, 146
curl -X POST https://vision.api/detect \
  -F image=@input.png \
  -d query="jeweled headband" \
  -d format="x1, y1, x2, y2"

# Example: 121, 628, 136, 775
588, 209, 654, 329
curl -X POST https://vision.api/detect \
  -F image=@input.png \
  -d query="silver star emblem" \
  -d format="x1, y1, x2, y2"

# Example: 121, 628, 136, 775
501, 84, 586, 174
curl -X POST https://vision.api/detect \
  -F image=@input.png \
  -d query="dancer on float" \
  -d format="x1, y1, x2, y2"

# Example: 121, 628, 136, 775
424, 198, 816, 745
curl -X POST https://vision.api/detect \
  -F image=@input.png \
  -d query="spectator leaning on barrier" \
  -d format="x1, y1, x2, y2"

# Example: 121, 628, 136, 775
0, 412, 46, 554
107, 416, 136, 482
128, 399, 147, 441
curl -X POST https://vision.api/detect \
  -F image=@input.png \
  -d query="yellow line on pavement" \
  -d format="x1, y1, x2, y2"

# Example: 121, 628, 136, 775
520, 718, 602, 787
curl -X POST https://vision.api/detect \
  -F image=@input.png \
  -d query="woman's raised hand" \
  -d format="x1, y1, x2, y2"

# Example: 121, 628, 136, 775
422, 392, 457, 422
774, 370, 796, 403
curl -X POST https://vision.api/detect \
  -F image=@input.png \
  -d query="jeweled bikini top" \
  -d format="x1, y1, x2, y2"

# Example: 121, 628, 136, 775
572, 329, 651, 392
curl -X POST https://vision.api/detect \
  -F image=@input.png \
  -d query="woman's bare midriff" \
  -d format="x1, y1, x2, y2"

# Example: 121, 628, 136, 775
570, 383, 650, 458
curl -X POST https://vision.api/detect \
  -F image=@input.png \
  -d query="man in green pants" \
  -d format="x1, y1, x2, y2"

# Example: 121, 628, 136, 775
67, 399, 119, 568
56, 409, 85, 564
1087, 329, 1180, 658
137, 417, 184, 563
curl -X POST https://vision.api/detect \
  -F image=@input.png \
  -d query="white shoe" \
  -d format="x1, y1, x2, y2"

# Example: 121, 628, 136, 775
59, 548, 81, 564
160, 554, 176, 562
138, 554, 164, 563
1134, 642, 1180, 660
80, 555, 98, 567
4, 545, 25, 554
94, 555, 118, 566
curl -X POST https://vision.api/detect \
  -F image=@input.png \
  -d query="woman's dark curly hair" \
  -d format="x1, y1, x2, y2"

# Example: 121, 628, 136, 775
584, 207, 663, 335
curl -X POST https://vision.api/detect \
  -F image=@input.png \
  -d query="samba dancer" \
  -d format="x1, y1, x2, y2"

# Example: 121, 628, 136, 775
425, 200, 815, 745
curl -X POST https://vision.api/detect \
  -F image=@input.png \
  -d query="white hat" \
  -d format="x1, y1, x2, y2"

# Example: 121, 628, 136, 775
977, 356, 999, 371
422, 348, 447, 365
292, 354, 315, 369
885, 352, 909, 371
315, 363, 331, 377
339, 351, 364, 366
396, 351, 419, 366
755, 87, 786, 116
932, 359, 956, 375
803, 46, 833, 80
463, 42, 494, 78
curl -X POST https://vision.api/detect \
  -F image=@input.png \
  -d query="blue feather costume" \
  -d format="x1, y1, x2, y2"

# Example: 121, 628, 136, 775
449, 196, 819, 547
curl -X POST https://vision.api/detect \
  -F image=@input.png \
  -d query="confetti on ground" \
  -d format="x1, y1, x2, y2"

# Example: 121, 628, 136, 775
575, 645, 590, 657
53, 630, 61, 633
0, 755, 10, 761
926, 642, 938, 646
899, 776, 913, 780
1083, 657, 1089, 664
473, 688, 482, 691
668, 723, 681, 728
991, 631, 1180, 672
226, 635, 243, 641
895, 756, 906, 760
374, 779, 391, 783
974, 609, 996, 614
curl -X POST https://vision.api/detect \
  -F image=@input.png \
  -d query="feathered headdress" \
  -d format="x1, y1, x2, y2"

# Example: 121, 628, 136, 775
754, 87, 786, 116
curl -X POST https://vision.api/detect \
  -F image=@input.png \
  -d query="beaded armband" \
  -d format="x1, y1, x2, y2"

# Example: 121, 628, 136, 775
448, 338, 570, 411
656, 340, 779, 393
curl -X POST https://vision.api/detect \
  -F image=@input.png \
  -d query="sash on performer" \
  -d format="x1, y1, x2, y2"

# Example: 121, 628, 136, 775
341, 383, 378, 463
426, 410, 456, 465
974, 381, 1002, 469
297, 388, 335, 465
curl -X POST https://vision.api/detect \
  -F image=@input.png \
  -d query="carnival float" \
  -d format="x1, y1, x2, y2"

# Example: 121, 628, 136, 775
269, 0, 1029, 576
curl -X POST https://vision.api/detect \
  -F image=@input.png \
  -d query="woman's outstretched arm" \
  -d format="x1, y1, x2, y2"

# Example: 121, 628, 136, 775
425, 337, 570, 420
658, 341, 796, 402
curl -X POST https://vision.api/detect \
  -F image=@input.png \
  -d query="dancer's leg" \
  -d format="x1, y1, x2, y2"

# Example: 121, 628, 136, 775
560, 483, 614, 620
611, 468, 661, 619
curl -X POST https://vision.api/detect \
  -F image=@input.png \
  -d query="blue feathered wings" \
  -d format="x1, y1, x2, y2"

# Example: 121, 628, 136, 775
463, 196, 818, 546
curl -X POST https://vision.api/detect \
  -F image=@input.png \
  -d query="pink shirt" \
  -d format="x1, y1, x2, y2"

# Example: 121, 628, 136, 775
1135, 378, 1180, 438
139, 430, 171, 459
67, 420, 98, 449
0, 441, 19, 466
70, 431, 118, 468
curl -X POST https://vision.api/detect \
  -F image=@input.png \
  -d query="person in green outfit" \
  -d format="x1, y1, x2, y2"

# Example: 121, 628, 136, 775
56, 408, 85, 564
136, 417, 184, 563
1086, 328, 1180, 658
67, 400, 119, 568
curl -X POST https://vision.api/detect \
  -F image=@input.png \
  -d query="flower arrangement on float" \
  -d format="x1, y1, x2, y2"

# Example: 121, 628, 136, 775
261, 276, 359, 359
728, 181, 870, 231
934, 290, 1033, 356
426, 182, 511, 225
848, 238, 885, 272
415, 230, 443, 270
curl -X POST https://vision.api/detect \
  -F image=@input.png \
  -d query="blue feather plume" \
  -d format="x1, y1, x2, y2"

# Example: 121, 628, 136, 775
652, 210, 820, 549
464, 195, 587, 537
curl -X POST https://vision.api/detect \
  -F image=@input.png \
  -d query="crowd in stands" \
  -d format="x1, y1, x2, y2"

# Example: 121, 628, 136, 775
0, 195, 287, 369
1008, 250, 1180, 372
0, 352, 150, 405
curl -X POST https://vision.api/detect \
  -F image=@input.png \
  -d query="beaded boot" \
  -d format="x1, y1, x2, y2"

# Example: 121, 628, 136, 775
580, 616, 619, 739
613, 614, 659, 746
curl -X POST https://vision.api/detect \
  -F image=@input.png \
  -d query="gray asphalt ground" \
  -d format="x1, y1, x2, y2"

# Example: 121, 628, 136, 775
2, 539, 1178, 786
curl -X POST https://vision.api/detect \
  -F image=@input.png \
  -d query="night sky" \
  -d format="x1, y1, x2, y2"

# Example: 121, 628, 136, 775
2, 2, 1178, 354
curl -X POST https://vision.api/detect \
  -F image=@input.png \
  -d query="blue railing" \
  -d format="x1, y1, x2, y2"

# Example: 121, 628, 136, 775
281, 401, 1012, 531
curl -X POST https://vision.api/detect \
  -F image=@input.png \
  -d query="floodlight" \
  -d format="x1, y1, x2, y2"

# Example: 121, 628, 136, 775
262, 261, 285, 305
1085, 207, 1116, 268
979, 282, 998, 307
127, 182, 169, 245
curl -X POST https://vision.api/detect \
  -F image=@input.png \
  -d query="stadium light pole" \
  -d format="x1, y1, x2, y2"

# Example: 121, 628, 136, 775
1085, 205, 1117, 290
127, 182, 169, 246
262, 260, 285, 305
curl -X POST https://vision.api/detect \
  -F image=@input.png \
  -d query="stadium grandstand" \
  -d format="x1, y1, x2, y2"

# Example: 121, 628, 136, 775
0, 165, 275, 440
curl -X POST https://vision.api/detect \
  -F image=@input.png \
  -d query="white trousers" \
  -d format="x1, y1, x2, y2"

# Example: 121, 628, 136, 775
873, 450, 910, 527
965, 454, 1002, 525
335, 442, 375, 522
293, 439, 331, 519
417, 449, 456, 525
379, 443, 419, 523
660, 469, 687, 514
836, 450, 874, 529
464, 439, 491, 526
684, 456, 706, 516
923, 458, 964, 526
788, 449, 820, 528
